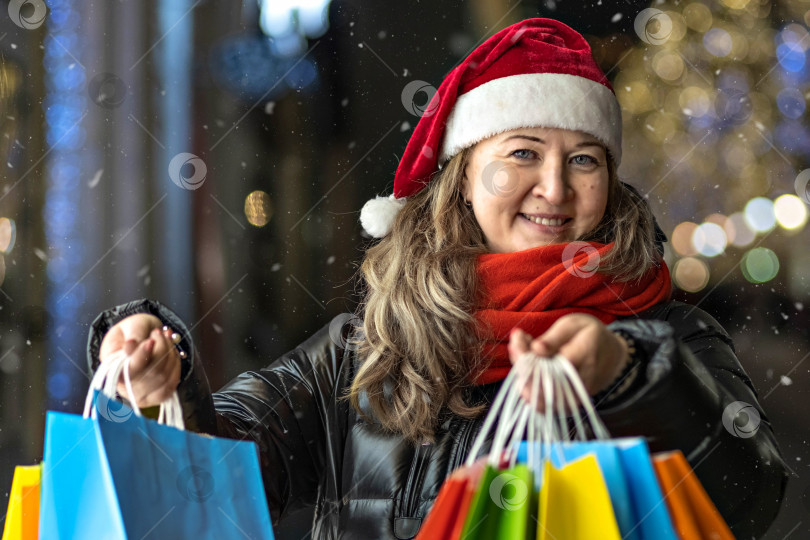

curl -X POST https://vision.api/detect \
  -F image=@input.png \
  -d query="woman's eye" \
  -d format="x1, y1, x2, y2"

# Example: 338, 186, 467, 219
511, 149, 535, 160
571, 154, 598, 166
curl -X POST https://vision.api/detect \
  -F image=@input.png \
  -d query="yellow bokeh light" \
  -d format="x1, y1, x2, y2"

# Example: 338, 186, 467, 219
683, 3, 713, 33
244, 190, 273, 227
721, 0, 751, 12
662, 11, 688, 43
616, 80, 654, 114
643, 111, 679, 144
672, 221, 699, 256
679, 86, 711, 117
0, 218, 16, 254
652, 51, 685, 82
728, 30, 749, 59
673, 257, 710, 292
773, 194, 808, 230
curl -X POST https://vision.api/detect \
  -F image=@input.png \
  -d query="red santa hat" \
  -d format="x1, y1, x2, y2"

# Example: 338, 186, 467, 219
360, 18, 622, 238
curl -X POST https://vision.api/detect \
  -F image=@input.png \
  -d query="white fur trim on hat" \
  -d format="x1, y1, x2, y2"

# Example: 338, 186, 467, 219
439, 73, 622, 165
360, 194, 406, 238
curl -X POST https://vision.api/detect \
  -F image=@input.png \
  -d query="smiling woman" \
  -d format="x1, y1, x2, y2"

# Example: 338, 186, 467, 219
89, 16, 787, 540
462, 128, 610, 253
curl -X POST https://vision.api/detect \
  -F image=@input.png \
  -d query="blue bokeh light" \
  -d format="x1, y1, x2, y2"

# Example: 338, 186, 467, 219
776, 43, 806, 73
776, 88, 806, 119
44, 0, 87, 410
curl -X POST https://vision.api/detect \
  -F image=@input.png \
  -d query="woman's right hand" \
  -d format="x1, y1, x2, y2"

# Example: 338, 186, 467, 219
98, 313, 182, 408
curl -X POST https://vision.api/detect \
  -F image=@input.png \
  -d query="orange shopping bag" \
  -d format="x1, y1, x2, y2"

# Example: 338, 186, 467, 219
653, 450, 735, 540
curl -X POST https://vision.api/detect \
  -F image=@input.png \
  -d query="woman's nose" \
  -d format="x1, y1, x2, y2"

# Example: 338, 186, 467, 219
531, 158, 571, 205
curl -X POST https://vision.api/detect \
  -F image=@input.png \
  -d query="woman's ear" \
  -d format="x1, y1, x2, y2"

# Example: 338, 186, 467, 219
461, 164, 472, 203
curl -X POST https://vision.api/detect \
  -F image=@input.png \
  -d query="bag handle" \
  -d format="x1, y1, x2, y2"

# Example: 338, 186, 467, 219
464, 353, 611, 470
83, 349, 185, 430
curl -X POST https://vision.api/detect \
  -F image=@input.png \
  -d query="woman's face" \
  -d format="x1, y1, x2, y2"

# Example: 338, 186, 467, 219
461, 127, 610, 254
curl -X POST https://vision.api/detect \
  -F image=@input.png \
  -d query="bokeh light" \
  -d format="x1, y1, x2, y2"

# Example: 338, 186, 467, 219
679, 86, 711, 117
741, 247, 780, 283
0, 218, 16, 254
744, 197, 776, 232
673, 257, 710, 292
773, 194, 809, 230
683, 3, 713, 32
672, 221, 699, 256
725, 212, 756, 247
244, 190, 273, 227
704, 28, 733, 57
653, 51, 685, 81
692, 222, 728, 257
776, 88, 806, 119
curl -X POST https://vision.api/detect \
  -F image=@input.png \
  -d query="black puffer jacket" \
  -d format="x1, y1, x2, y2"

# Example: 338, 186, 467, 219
88, 299, 787, 539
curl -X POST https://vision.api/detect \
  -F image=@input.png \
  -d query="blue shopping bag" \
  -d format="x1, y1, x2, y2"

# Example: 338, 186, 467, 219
39, 392, 275, 539
614, 438, 679, 540
517, 438, 678, 540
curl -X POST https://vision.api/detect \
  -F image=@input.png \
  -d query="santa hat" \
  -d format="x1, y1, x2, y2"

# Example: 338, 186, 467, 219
360, 18, 622, 238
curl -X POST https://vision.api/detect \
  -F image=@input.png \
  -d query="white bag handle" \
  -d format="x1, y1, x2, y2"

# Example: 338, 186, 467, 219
464, 352, 611, 471
83, 349, 185, 430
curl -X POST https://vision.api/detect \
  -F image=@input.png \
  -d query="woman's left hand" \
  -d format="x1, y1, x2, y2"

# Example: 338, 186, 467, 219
507, 313, 631, 401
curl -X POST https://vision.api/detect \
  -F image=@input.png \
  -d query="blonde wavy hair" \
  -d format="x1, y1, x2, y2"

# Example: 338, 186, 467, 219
346, 148, 661, 445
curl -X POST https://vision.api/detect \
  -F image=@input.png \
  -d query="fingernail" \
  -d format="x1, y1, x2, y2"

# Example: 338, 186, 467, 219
145, 338, 155, 354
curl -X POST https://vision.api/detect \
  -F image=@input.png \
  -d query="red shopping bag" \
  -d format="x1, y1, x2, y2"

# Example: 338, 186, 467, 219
653, 450, 735, 540
415, 459, 485, 540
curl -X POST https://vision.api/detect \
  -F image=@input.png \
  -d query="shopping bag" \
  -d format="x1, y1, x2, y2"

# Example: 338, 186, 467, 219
615, 439, 679, 540
517, 440, 638, 540
39, 350, 275, 539
448, 459, 486, 539
2, 465, 41, 540
422, 354, 632, 540
517, 438, 680, 540
537, 454, 621, 540
653, 450, 735, 540
458, 463, 535, 540
414, 458, 485, 540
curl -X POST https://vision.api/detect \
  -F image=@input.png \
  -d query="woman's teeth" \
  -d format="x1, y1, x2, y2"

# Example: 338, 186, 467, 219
522, 214, 565, 226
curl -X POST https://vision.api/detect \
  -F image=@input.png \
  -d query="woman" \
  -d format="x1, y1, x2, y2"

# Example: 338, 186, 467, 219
90, 18, 786, 538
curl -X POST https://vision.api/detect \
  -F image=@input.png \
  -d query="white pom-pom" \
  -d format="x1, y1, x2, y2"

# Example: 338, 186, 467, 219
359, 194, 406, 238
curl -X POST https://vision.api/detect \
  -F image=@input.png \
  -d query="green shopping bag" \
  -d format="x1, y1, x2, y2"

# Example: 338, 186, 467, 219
458, 463, 535, 539
453, 353, 631, 540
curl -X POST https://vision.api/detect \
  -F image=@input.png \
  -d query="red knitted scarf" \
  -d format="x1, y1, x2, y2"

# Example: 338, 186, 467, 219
471, 242, 672, 385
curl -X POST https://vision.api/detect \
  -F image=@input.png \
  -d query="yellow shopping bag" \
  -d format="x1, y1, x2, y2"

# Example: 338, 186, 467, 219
2, 465, 41, 540
537, 454, 621, 540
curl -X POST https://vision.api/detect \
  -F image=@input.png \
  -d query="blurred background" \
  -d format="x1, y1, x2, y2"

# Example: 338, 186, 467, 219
0, 0, 808, 537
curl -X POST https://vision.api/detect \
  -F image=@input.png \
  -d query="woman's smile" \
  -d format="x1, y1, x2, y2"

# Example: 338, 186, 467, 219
462, 127, 610, 253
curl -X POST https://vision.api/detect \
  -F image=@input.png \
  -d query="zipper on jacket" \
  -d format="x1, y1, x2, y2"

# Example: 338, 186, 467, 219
393, 441, 432, 539
450, 415, 481, 473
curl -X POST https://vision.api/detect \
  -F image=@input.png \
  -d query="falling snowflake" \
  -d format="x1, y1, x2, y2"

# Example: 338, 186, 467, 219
88, 169, 103, 188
